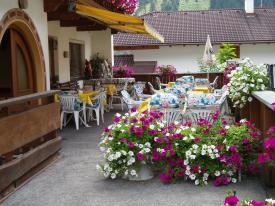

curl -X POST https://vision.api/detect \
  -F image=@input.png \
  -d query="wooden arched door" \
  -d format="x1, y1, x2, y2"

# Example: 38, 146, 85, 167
10, 29, 34, 97
0, 28, 35, 99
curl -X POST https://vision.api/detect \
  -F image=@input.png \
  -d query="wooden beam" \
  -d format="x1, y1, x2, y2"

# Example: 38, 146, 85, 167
114, 45, 160, 51
44, 0, 65, 12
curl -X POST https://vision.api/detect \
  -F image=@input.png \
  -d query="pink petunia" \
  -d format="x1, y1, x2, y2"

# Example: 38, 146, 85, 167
224, 195, 239, 206
128, 141, 135, 148
136, 152, 144, 161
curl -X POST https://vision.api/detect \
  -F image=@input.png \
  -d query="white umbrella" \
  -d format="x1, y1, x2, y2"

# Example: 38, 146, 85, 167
203, 35, 214, 80
203, 35, 214, 64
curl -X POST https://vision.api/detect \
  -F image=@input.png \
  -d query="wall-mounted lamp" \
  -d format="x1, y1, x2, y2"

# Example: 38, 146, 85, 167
18, 0, 28, 9
63, 51, 69, 58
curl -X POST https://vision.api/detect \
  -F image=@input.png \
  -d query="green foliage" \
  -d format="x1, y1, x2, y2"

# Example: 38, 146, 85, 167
135, 0, 275, 16
216, 43, 237, 64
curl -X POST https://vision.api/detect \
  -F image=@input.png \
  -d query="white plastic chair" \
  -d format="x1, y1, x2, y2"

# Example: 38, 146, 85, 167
209, 76, 219, 90
86, 94, 101, 126
159, 108, 183, 126
156, 76, 167, 89
59, 95, 86, 130
184, 109, 215, 124
99, 91, 106, 123
110, 81, 128, 111
133, 82, 151, 100
121, 90, 142, 111
148, 82, 163, 94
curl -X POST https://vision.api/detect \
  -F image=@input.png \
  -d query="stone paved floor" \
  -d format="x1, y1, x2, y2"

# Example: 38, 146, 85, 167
1, 107, 274, 206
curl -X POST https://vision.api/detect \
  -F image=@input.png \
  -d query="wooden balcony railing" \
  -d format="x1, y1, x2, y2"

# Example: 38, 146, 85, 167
238, 91, 275, 133
0, 90, 61, 199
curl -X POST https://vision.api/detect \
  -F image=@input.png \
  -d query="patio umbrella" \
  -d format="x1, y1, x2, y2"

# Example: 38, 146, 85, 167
203, 35, 214, 80
203, 35, 214, 64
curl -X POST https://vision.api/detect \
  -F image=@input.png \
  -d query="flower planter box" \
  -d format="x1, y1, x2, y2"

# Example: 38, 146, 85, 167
263, 164, 275, 187
122, 163, 154, 181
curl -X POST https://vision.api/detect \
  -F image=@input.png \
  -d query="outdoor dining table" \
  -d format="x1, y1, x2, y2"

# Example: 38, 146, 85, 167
167, 82, 175, 88
103, 84, 117, 96
193, 86, 209, 93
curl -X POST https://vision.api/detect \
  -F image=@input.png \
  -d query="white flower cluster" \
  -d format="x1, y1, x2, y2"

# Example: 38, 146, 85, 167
228, 58, 268, 108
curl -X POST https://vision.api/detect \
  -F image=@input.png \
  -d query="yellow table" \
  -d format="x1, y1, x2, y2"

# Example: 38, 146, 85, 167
79, 90, 100, 105
167, 82, 175, 88
138, 98, 151, 113
103, 84, 117, 96
187, 91, 204, 94
194, 86, 209, 94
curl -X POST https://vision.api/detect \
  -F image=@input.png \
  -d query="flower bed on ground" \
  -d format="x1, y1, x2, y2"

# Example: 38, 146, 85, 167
97, 108, 264, 186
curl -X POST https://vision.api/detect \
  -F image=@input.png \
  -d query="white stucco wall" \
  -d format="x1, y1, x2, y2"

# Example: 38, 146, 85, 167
0, 0, 50, 89
240, 44, 275, 65
91, 29, 114, 66
48, 21, 93, 83
121, 43, 275, 73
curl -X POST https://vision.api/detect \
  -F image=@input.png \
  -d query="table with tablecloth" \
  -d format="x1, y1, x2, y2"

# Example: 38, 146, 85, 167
167, 82, 175, 88
194, 86, 209, 94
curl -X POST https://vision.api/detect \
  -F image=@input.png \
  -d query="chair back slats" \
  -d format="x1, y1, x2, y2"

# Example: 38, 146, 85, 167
59, 95, 77, 111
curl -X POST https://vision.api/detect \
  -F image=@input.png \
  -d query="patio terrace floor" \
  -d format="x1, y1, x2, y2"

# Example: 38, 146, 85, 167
1, 106, 275, 206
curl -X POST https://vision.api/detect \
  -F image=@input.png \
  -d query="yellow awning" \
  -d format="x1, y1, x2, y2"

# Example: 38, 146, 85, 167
74, 4, 164, 43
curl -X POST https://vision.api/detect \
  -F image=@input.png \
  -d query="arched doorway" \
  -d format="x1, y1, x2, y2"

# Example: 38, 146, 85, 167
0, 9, 46, 100
0, 28, 35, 98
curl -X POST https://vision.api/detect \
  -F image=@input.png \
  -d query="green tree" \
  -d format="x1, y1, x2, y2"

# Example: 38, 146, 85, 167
216, 43, 237, 64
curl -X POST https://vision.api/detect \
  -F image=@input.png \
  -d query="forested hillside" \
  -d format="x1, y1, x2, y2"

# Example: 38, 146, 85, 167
135, 0, 275, 15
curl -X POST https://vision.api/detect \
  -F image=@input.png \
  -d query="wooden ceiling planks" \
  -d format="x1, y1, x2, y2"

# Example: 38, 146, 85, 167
45, 0, 111, 31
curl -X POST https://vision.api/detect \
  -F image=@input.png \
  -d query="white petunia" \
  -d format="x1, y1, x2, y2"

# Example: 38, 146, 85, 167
215, 171, 221, 177
231, 178, 237, 183
195, 179, 200, 185
110, 173, 116, 179
130, 170, 137, 176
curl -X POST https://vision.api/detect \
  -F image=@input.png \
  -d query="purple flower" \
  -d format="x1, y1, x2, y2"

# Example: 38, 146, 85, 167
251, 200, 266, 206
168, 168, 174, 175
130, 107, 137, 113
136, 152, 144, 161
155, 137, 163, 143
128, 141, 135, 148
152, 152, 160, 161
132, 118, 138, 123
194, 137, 200, 143
258, 153, 270, 164
242, 137, 249, 144
103, 128, 110, 133
114, 116, 120, 123
159, 172, 172, 183
224, 195, 239, 206
229, 146, 237, 152
177, 170, 184, 177
120, 138, 127, 143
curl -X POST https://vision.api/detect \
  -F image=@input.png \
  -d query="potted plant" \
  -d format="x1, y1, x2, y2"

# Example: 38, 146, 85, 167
228, 58, 269, 109
97, 108, 164, 181
112, 63, 134, 78
258, 126, 275, 187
